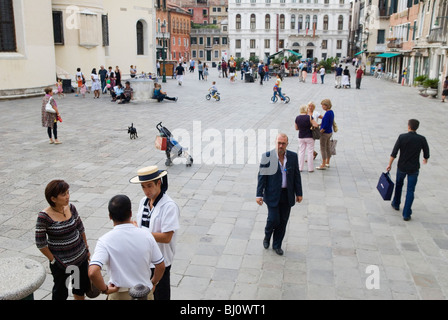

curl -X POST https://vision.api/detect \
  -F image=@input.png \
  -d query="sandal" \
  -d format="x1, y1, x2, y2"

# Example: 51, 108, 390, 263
316, 166, 326, 170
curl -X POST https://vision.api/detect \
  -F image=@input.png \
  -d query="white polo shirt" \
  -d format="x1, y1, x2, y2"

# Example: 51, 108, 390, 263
90, 223, 164, 290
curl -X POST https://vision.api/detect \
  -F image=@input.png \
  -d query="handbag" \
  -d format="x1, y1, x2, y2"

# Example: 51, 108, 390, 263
330, 139, 337, 155
377, 172, 394, 201
333, 120, 338, 133
311, 126, 321, 140
309, 116, 321, 140
45, 97, 56, 113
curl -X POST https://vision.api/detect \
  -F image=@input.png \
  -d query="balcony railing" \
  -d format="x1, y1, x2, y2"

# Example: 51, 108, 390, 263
428, 27, 447, 43
387, 38, 402, 48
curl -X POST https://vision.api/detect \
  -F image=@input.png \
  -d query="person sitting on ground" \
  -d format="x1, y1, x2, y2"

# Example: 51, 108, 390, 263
111, 83, 124, 102
118, 81, 134, 104
153, 83, 177, 102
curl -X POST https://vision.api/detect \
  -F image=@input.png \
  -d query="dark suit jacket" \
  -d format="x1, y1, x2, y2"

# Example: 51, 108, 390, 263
256, 149, 303, 207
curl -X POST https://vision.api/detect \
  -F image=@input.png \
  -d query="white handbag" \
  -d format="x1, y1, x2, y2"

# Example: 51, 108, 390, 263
45, 97, 56, 113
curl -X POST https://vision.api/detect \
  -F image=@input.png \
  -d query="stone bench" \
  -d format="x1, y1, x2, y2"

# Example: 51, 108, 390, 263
0, 257, 46, 300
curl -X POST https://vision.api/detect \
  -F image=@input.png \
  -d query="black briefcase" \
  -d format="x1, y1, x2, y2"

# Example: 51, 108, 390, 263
377, 172, 394, 201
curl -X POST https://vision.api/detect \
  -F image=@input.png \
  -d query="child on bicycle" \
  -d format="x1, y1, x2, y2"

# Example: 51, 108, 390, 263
272, 74, 286, 103
209, 81, 219, 99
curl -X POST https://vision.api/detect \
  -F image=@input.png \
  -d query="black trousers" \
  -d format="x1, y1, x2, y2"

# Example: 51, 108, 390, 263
49, 259, 90, 300
265, 189, 291, 250
47, 122, 58, 139
151, 265, 171, 300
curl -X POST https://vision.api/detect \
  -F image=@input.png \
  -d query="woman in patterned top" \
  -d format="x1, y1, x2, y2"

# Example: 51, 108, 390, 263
42, 87, 61, 144
35, 180, 90, 300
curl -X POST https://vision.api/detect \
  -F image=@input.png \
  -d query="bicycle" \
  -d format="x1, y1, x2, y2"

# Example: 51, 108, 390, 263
271, 93, 290, 104
205, 91, 220, 101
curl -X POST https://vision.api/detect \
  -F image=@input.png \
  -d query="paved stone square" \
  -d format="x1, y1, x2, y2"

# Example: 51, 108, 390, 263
1, 65, 448, 300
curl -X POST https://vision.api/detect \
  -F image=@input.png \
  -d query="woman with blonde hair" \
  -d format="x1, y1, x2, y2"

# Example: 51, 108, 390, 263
295, 105, 319, 172
307, 101, 322, 160
316, 99, 334, 170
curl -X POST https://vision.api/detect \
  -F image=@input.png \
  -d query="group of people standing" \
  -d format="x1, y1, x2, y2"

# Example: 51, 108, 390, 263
75, 66, 123, 99
36, 166, 179, 300
334, 64, 365, 89
294, 99, 336, 172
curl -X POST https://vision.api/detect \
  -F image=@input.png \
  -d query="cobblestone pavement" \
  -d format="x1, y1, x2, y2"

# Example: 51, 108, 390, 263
1, 65, 447, 300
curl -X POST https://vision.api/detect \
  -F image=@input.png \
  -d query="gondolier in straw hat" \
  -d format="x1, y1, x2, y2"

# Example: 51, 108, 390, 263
130, 166, 180, 300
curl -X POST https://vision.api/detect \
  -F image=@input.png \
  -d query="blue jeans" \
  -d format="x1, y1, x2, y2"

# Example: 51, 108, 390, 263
273, 87, 285, 101
392, 169, 419, 219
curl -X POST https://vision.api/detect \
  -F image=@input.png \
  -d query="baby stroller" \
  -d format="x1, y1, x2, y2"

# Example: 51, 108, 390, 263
155, 122, 193, 167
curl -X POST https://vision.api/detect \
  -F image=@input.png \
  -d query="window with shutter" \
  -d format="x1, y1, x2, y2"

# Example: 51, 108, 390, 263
0, 0, 16, 52
137, 21, 144, 55
52, 11, 64, 45
102, 14, 109, 46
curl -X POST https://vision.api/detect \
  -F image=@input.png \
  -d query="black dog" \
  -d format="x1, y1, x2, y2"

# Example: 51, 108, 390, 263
128, 123, 138, 139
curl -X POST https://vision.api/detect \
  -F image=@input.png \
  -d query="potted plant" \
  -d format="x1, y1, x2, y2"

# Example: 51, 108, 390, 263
423, 78, 439, 98
414, 75, 427, 93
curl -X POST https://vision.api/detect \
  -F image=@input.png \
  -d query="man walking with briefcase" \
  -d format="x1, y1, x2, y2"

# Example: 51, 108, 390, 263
386, 119, 430, 221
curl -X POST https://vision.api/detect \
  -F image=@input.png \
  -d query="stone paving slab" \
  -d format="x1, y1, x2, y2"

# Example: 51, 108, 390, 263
0, 65, 447, 300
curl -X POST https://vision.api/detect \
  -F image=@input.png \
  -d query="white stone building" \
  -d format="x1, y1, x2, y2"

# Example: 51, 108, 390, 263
227, 0, 351, 61
0, 0, 157, 99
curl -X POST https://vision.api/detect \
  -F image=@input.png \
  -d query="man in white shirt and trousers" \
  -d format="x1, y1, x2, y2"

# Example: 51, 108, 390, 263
130, 166, 180, 300
88, 194, 165, 300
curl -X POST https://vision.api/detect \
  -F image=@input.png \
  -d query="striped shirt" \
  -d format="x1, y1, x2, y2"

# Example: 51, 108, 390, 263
35, 204, 88, 267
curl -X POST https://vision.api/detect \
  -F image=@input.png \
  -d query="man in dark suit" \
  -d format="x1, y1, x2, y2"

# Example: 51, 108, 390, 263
256, 133, 303, 255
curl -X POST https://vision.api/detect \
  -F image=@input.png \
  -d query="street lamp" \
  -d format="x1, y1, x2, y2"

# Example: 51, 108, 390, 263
161, 22, 167, 83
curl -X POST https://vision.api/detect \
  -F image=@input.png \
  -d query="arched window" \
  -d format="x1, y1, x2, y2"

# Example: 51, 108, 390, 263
338, 15, 344, 30
265, 14, 270, 30
236, 14, 241, 30
291, 14, 296, 30
280, 14, 285, 30
136, 21, 144, 55
305, 15, 310, 30
323, 15, 329, 31
298, 15, 303, 31
250, 14, 256, 30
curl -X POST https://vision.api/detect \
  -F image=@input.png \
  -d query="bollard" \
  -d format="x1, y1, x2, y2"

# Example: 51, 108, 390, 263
129, 284, 151, 300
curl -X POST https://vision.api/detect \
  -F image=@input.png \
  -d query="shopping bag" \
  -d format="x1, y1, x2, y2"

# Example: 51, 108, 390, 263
155, 135, 167, 151
330, 139, 337, 155
377, 172, 394, 201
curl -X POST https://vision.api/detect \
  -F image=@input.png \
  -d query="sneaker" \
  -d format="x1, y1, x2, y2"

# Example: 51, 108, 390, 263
175, 97, 178, 102
283, 100, 287, 104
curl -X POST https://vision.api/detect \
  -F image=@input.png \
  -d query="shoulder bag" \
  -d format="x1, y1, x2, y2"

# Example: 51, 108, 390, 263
45, 97, 56, 113
309, 116, 321, 140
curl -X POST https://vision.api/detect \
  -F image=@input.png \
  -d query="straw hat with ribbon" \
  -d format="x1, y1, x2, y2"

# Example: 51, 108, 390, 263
129, 166, 168, 184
